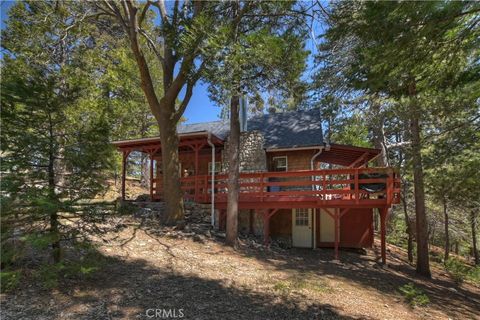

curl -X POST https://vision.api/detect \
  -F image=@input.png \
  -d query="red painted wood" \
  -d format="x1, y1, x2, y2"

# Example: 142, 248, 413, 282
151, 166, 400, 210
334, 209, 340, 260
340, 208, 373, 248
150, 155, 154, 201
121, 150, 130, 201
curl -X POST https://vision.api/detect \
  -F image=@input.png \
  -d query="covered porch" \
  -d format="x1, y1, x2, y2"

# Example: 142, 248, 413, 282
112, 131, 224, 202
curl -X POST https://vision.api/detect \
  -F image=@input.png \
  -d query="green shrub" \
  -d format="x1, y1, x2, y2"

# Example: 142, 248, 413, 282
445, 257, 480, 285
21, 232, 58, 250
36, 263, 64, 289
1, 240, 25, 268
0, 270, 21, 293
35, 246, 106, 288
117, 201, 138, 215
398, 283, 430, 307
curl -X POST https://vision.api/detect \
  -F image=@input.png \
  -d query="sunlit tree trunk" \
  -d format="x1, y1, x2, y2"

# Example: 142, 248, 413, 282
401, 194, 414, 263
226, 95, 240, 246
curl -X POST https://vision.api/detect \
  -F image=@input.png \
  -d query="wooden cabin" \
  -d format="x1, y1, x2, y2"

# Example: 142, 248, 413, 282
113, 109, 400, 263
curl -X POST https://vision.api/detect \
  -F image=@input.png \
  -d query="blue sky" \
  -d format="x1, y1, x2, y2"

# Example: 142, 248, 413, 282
1, 1, 321, 124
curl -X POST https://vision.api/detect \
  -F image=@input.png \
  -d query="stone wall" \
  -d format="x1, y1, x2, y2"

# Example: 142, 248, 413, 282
221, 130, 266, 173
125, 201, 213, 225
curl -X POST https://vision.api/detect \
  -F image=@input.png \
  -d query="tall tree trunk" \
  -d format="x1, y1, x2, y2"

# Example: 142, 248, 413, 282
443, 197, 450, 261
128, 30, 185, 223
471, 209, 479, 265
226, 95, 240, 246
401, 194, 414, 263
48, 118, 61, 263
158, 117, 184, 225
409, 81, 431, 277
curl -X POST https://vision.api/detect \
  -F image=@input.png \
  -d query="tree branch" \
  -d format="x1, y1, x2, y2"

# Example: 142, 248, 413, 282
154, 0, 170, 25
173, 82, 194, 123
138, 1, 153, 27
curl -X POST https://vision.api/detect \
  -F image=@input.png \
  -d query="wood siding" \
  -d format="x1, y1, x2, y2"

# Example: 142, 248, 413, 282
267, 150, 320, 171
269, 207, 374, 248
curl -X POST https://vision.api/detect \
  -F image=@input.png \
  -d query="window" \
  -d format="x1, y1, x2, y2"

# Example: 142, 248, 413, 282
208, 162, 222, 174
295, 208, 309, 226
272, 156, 288, 172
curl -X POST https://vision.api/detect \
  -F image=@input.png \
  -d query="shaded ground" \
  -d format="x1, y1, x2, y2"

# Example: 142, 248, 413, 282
2, 217, 479, 320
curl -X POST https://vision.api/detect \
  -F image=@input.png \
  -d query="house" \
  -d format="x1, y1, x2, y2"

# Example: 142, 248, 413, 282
113, 109, 400, 263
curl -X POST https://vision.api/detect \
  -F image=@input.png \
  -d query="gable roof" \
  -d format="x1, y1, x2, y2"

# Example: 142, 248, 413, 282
177, 109, 324, 149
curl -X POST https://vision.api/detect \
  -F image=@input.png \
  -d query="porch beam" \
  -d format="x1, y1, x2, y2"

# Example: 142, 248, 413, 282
267, 208, 280, 219
121, 150, 130, 201
194, 144, 199, 201
340, 208, 350, 218
149, 154, 154, 201
334, 208, 340, 260
349, 152, 370, 168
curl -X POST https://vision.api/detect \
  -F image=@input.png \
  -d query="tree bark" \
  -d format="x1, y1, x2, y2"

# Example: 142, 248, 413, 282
401, 194, 414, 263
226, 95, 240, 246
371, 100, 389, 167
127, 20, 185, 223
409, 81, 431, 277
471, 209, 479, 265
225, 96, 240, 246
443, 197, 450, 261
48, 118, 61, 263
158, 116, 184, 225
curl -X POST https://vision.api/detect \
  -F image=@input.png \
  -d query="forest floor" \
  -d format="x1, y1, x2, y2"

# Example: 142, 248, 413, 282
2, 215, 479, 320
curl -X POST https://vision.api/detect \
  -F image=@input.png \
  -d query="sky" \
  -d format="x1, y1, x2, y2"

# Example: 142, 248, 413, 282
1, 1, 322, 125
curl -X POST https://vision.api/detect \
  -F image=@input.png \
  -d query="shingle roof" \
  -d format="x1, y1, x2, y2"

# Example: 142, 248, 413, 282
177, 109, 324, 149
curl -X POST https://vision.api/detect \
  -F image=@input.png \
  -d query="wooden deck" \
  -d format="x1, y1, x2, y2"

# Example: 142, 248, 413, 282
153, 167, 401, 209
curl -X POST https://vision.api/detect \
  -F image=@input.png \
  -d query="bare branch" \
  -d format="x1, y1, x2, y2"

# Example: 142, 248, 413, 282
138, 28, 165, 66
154, 0, 170, 25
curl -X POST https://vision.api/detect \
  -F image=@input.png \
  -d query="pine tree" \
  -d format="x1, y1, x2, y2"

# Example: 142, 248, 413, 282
1, 1, 119, 263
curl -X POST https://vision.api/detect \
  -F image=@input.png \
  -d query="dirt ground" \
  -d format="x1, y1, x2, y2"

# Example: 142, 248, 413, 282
2, 217, 479, 320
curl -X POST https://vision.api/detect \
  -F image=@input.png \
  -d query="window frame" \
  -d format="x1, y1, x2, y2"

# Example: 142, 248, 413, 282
295, 208, 310, 226
272, 156, 288, 172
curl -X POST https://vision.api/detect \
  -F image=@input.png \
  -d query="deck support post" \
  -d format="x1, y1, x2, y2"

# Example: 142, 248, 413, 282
149, 154, 154, 201
194, 144, 200, 201
334, 208, 340, 260
380, 207, 388, 264
121, 150, 130, 201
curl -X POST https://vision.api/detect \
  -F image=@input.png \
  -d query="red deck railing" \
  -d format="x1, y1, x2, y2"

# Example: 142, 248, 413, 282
153, 167, 401, 208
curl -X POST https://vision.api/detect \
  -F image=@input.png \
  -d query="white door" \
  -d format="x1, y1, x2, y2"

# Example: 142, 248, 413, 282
320, 209, 337, 242
292, 208, 312, 248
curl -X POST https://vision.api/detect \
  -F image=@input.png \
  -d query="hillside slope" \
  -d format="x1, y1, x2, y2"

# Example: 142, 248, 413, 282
2, 216, 479, 320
